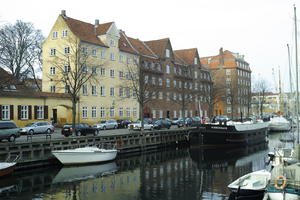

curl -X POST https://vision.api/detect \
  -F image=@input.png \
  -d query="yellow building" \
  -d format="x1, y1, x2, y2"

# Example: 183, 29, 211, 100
42, 10, 140, 124
0, 68, 71, 127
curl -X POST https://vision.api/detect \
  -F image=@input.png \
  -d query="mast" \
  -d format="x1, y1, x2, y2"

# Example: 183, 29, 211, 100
287, 44, 294, 120
294, 5, 299, 144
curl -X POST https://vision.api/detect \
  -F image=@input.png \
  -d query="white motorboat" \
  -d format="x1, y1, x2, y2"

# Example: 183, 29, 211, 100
52, 162, 118, 183
268, 117, 291, 132
228, 169, 271, 197
52, 146, 117, 165
0, 162, 17, 177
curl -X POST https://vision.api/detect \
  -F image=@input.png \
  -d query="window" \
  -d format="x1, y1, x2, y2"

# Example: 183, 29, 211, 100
194, 71, 197, 78
92, 85, 97, 96
110, 87, 115, 96
227, 107, 232, 113
152, 77, 156, 85
100, 50, 105, 59
50, 86, 56, 93
82, 107, 88, 118
145, 75, 149, 83
64, 65, 70, 73
50, 48, 56, 56
226, 69, 231, 75
100, 67, 105, 76
195, 83, 198, 90
82, 47, 88, 54
158, 78, 162, 86
100, 107, 105, 118
127, 57, 131, 64
126, 107, 130, 117
166, 79, 170, 87
100, 86, 105, 96
152, 110, 156, 119
1, 105, 10, 120
133, 108, 137, 118
173, 80, 177, 88
165, 49, 170, 57
173, 110, 177, 118
110, 69, 115, 78
194, 57, 198, 65
92, 106, 97, 118
159, 110, 163, 118
166, 65, 170, 74
110, 53, 115, 61
119, 88, 123, 97
65, 85, 70, 93
21, 105, 28, 120
173, 93, 177, 100
82, 85, 88, 95
119, 71, 124, 78
179, 81, 182, 88
133, 57, 137, 64
110, 39, 115, 46
116, 55, 123, 63
92, 49, 97, 56
64, 46, 70, 54
132, 89, 137, 98
62, 30, 68, 37
50, 67, 56, 75
227, 98, 231, 104
166, 92, 170, 101
82, 64, 88, 73
126, 88, 130, 98
52, 31, 58, 39
110, 107, 115, 118
190, 110, 193, 117
92, 66, 97, 74
36, 106, 44, 119
119, 107, 124, 117
159, 92, 163, 99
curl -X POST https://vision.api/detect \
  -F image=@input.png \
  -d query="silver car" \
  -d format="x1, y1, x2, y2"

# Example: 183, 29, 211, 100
19, 121, 54, 135
128, 122, 154, 131
93, 120, 118, 130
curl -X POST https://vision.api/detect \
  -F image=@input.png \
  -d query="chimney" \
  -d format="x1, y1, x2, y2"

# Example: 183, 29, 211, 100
219, 47, 224, 66
95, 19, 99, 28
61, 10, 66, 17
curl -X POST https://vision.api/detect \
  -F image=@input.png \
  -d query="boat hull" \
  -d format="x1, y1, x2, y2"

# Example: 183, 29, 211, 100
268, 192, 299, 200
0, 163, 16, 177
229, 188, 265, 197
52, 149, 117, 165
189, 123, 268, 148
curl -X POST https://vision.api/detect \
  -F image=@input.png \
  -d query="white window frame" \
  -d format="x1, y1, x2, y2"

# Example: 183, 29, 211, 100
110, 69, 115, 78
110, 107, 115, 118
50, 67, 56, 75
92, 85, 97, 96
62, 30, 68, 37
166, 79, 170, 88
100, 50, 105, 59
52, 31, 58, 39
1, 105, 10, 120
173, 110, 177, 118
50, 85, 56, 93
92, 106, 97, 118
100, 67, 105, 76
110, 53, 115, 61
37, 106, 44, 119
82, 85, 88, 95
126, 107, 130, 118
50, 48, 56, 56
133, 108, 137, 118
64, 46, 70, 54
166, 65, 170, 74
194, 57, 198, 65
165, 49, 170, 57
82, 107, 88, 118
110, 87, 115, 96
119, 107, 124, 117
21, 105, 28, 120
159, 110, 163, 118
100, 107, 105, 118
152, 110, 156, 119
92, 49, 97, 56
100, 86, 105, 96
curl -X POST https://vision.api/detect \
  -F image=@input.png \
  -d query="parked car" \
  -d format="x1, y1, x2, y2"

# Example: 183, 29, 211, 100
214, 116, 230, 122
93, 120, 118, 130
177, 118, 193, 127
153, 119, 171, 130
171, 118, 180, 125
62, 123, 98, 137
19, 121, 54, 135
128, 121, 154, 131
116, 119, 132, 129
0, 121, 21, 142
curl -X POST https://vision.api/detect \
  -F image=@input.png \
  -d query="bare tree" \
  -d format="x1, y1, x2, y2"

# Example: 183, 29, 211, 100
47, 38, 101, 133
253, 79, 270, 118
0, 20, 44, 87
121, 57, 160, 129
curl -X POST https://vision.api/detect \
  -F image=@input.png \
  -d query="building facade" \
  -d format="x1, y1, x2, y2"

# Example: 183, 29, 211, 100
201, 48, 251, 118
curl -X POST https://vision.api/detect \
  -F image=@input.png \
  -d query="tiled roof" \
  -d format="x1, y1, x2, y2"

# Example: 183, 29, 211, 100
174, 48, 198, 65
144, 38, 169, 58
127, 36, 157, 58
173, 52, 187, 65
63, 17, 108, 47
118, 32, 139, 55
0, 68, 70, 99
95, 22, 113, 35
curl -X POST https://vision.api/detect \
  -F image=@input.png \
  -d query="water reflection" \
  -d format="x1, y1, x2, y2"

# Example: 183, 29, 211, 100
0, 131, 294, 200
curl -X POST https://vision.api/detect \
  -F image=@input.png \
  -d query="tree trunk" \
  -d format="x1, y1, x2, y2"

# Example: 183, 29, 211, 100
72, 98, 77, 135
140, 102, 144, 131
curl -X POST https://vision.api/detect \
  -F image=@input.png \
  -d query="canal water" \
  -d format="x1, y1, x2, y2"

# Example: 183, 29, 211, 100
0, 131, 296, 200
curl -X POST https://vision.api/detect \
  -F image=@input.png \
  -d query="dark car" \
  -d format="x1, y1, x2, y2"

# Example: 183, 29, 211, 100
154, 119, 171, 130
61, 123, 98, 137
0, 121, 21, 142
177, 118, 193, 127
117, 119, 132, 128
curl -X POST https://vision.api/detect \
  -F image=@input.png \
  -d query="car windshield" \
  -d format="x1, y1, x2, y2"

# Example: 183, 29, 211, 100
100, 121, 106, 124
25, 123, 35, 127
63, 124, 72, 128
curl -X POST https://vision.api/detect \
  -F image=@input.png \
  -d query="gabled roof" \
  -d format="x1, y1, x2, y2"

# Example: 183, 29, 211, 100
174, 48, 198, 65
173, 52, 187, 65
127, 36, 157, 58
95, 22, 114, 35
118, 32, 139, 55
144, 38, 170, 58
63, 16, 108, 47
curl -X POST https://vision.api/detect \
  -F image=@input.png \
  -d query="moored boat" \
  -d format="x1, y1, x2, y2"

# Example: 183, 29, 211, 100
189, 121, 268, 148
52, 146, 118, 165
268, 116, 291, 132
228, 169, 270, 197
0, 162, 17, 177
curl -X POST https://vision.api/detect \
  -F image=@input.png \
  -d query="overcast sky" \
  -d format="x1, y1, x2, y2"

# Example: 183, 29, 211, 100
0, 0, 299, 92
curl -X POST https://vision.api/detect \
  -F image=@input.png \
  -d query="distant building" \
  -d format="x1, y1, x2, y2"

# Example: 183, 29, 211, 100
201, 48, 252, 118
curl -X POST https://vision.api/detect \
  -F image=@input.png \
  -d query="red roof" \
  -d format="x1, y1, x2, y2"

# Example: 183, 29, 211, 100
144, 38, 169, 58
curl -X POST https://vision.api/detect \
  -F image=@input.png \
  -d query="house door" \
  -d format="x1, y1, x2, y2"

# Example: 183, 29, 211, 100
52, 109, 57, 124
166, 110, 170, 119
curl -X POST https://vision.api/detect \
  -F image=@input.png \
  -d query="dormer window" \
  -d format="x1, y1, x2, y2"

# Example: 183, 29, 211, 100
194, 58, 198, 65
110, 39, 115, 47
52, 31, 58, 39
165, 49, 170, 58
62, 30, 68, 37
